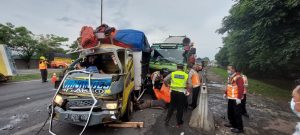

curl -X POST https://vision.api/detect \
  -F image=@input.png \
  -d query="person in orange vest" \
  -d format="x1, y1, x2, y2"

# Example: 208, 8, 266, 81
39, 56, 48, 83
189, 64, 202, 109
224, 65, 245, 133
241, 74, 249, 118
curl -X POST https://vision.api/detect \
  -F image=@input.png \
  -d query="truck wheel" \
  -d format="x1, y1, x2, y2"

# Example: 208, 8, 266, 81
58, 65, 63, 69
121, 94, 133, 122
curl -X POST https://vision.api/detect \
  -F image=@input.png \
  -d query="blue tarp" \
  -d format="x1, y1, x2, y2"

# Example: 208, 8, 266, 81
114, 29, 151, 52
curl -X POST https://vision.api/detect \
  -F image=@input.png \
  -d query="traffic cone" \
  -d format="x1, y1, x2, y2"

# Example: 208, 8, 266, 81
51, 73, 57, 84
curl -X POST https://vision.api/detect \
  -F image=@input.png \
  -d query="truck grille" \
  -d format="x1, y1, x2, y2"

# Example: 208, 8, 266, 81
66, 99, 102, 110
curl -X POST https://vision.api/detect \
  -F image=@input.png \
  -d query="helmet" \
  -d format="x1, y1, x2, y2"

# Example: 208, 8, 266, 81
161, 68, 169, 75
40, 56, 46, 60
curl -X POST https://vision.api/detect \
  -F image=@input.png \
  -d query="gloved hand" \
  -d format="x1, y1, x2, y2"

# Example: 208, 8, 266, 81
223, 94, 227, 99
236, 99, 241, 104
185, 91, 190, 96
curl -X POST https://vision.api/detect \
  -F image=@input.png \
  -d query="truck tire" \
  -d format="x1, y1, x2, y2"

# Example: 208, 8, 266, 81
121, 94, 133, 122
58, 65, 63, 69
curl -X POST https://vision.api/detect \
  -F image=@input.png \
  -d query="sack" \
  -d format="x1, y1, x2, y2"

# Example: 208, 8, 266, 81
80, 26, 98, 48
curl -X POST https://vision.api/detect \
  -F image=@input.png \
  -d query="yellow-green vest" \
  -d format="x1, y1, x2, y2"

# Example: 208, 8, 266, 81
170, 70, 188, 92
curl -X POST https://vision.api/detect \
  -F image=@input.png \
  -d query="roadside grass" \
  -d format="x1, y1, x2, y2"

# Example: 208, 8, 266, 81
11, 71, 58, 82
210, 67, 291, 101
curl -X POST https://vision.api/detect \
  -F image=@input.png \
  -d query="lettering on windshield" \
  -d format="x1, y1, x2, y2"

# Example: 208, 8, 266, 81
61, 79, 111, 94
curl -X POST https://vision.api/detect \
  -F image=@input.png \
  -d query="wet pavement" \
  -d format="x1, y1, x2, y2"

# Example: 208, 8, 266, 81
0, 69, 297, 135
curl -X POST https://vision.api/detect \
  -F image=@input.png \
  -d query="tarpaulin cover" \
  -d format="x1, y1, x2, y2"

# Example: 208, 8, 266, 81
114, 29, 150, 52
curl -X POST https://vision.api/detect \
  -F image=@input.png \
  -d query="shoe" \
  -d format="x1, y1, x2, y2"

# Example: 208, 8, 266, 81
224, 123, 233, 128
231, 128, 244, 133
176, 121, 183, 128
243, 113, 250, 118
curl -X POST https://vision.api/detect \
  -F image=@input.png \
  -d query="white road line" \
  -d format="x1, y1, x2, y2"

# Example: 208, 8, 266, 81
13, 121, 50, 135
3, 79, 41, 84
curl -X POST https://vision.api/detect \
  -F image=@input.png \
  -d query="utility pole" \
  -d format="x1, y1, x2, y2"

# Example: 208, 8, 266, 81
101, 0, 103, 24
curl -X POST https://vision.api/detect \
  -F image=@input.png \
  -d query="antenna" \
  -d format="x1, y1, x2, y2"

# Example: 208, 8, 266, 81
101, 0, 103, 24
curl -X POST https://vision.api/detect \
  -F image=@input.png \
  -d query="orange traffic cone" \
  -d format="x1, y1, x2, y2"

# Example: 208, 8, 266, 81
51, 73, 57, 84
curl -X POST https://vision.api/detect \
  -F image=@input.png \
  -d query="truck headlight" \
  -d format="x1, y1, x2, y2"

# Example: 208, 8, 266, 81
103, 102, 118, 109
54, 95, 64, 106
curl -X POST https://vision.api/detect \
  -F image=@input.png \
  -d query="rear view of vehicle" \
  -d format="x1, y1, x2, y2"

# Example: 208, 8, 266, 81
0, 44, 16, 81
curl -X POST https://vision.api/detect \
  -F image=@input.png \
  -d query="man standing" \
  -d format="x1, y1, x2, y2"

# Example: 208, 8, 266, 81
224, 65, 245, 133
164, 64, 190, 127
189, 64, 202, 109
39, 56, 48, 83
241, 74, 249, 118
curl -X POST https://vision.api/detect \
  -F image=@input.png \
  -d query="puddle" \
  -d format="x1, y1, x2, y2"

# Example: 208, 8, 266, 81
207, 83, 225, 88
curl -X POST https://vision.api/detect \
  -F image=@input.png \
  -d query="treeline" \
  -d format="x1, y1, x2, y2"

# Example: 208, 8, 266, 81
0, 22, 78, 68
216, 0, 300, 79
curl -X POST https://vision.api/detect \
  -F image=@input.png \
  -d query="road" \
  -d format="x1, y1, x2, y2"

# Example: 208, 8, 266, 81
0, 69, 297, 135
0, 80, 199, 135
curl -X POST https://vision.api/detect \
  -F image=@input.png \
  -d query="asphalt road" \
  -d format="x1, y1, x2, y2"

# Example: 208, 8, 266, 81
0, 80, 199, 135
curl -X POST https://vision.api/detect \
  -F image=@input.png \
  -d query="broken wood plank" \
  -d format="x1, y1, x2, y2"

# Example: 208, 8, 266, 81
105, 122, 144, 128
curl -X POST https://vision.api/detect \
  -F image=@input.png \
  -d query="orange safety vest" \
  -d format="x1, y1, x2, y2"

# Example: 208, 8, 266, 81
153, 83, 170, 103
226, 74, 241, 99
39, 61, 47, 69
190, 69, 201, 88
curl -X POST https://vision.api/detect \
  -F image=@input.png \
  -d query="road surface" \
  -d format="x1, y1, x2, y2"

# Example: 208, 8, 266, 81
0, 69, 297, 135
0, 80, 199, 135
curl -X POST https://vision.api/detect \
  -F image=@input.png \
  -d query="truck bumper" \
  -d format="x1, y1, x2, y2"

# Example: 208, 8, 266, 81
54, 106, 118, 126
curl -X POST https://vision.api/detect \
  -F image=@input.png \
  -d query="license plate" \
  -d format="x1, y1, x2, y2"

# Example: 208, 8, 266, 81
65, 114, 89, 122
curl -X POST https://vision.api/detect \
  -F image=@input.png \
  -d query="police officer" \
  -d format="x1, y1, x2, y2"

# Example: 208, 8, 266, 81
164, 64, 190, 127
224, 65, 245, 133
39, 56, 48, 83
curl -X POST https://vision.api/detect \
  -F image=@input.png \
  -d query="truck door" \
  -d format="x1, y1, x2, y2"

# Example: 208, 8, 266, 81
121, 49, 135, 114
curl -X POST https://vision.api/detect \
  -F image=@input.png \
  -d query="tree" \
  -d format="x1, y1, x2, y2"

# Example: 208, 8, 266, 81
0, 22, 69, 68
10, 26, 39, 68
36, 34, 69, 57
68, 40, 80, 60
0, 23, 15, 45
216, 0, 300, 78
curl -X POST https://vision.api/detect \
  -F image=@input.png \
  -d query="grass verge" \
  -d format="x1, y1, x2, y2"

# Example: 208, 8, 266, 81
210, 67, 291, 101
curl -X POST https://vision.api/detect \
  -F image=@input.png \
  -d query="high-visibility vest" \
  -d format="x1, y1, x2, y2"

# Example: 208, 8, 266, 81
39, 61, 47, 69
226, 74, 241, 99
170, 70, 188, 92
242, 75, 248, 94
190, 69, 201, 88
153, 83, 170, 103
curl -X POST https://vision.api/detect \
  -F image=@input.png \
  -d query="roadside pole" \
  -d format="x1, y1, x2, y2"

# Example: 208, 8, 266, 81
189, 69, 215, 134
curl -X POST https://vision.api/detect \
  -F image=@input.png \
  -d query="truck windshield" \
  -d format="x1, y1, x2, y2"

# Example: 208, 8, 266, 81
152, 48, 184, 64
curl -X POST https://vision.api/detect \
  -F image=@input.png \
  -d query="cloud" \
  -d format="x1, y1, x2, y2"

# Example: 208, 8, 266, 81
57, 17, 80, 23
0, 0, 235, 59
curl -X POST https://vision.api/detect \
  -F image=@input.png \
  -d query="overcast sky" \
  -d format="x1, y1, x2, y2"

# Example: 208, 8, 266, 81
0, 0, 235, 60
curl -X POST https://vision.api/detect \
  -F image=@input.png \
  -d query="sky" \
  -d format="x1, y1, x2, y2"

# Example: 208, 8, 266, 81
0, 0, 235, 60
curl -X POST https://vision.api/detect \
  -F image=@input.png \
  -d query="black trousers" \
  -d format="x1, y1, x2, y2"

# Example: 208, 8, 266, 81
241, 94, 247, 115
191, 86, 201, 109
228, 99, 243, 130
40, 69, 48, 82
166, 91, 185, 125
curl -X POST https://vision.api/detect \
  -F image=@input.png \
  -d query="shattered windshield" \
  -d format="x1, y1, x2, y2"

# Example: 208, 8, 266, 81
151, 47, 184, 64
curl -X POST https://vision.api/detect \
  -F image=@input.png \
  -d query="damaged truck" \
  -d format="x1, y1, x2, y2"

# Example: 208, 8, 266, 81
49, 24, 151, 135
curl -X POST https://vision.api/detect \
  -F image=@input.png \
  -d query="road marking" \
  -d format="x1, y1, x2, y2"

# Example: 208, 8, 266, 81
3, 79, 41, 84
13, 121, 49, 135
